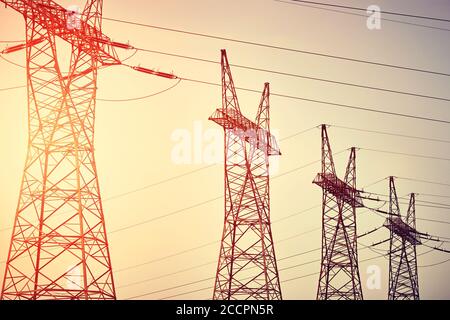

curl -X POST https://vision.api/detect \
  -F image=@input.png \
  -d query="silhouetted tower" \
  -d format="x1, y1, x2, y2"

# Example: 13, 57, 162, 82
313, 125, 364, 300
386, 177, 420, 300
209, 49, 282, 300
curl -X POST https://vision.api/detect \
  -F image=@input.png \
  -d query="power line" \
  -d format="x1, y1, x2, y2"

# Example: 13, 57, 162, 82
7, 70, 446, 124
0, 84, 25, 92
155, 246, 439, 300
0, 126, 318, 235
115, 225, 321, 275
419, 193, 450, 199
152, 251, 388, 300
365, 191, 450, 209
0, 54, 26, 69
419, 258, 450, 268
360, 147, 450, 162
116, 209, 379, 286
101, 17, 450, 77
274, 0, 450, 32
124, 245, 372, 299
397, 177, 450, 187
5, 45, 450, 105
0, 40, 24, 43
97, 78, 181, 102
288, 0, 450, 23
3, 48, 449, 123
330, 125, 450, 144
117, 260, 216, 289
124, 249, 322, 299
134, 48, 450, 102
118, 229, 321, 290
181, 77, 450, 124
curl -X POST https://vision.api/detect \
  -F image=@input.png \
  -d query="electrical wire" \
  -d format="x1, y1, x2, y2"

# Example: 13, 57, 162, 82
423, 243, 450, 253
359, 147, 450, 162
0, 84, 25, 92
134, 48, 450, 103
419, 193, 450, 199
397, 177, 450, 187
106, 149, 346, 236
102, 17, 450, 77
97, 78, 181, 102
274, 0, 450, 32
4, 44, 450, 104
154, 246, 440, 300
0, 126, 318, 235
329, 125, 450, 144
116, 202, 385, 288
288, 0, 450, 22
180, 77, 450, 124
419, 258, 450, 268
2, 48, 449, 123
0, 53, 26, 69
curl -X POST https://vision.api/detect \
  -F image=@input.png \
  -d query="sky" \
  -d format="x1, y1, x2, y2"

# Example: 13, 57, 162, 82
0, 0, 449, 300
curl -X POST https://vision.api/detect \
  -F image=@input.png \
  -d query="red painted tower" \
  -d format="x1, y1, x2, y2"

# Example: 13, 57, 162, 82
0, 0, 123, 300
209, 50, 282, 300
313, 125, 364, 300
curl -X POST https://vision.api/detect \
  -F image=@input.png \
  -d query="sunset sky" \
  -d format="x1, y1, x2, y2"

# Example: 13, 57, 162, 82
0, 0, 449, 300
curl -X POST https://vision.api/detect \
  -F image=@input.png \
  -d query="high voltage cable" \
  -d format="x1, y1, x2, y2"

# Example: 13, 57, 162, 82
116, 209, 379, 287
131, 48, 450, 102
397, 177, 450, 187
274, 0, 450, 32
288, 0, 450, 22
362, 190, 450, 208
117, 229, 321, 290
180, 77, 450, 124
124, 246, 324, 299
360, 148, 450, 162
97, 78, 182, 102
119, 210, 442, 299
154, 247, 439, 300
107, 151, 339, 236
419, 193, 450, 199
124, 245, 369, 299
0, 84, 25, 92
4, 46, 450, 103
114, 209, 376, 280
329, 125, 450, 144
2, 53, 449, 124
419, 258, 450, 267
0, 126, 318, 234
101, 17, 450, 77
115, 226, 321, 274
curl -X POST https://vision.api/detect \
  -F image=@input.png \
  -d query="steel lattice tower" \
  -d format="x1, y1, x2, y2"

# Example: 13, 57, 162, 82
313, 125, 364, 300
0, 0, 124, 300
209, 49, 282, 300
386, 177, 420, 300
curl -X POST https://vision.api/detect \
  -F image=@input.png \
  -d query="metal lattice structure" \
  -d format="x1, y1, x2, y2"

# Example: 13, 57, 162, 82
313, 125, 364, 300
209, 49, 282, 300
0, 0, 123, 300
386, 177, 420, 300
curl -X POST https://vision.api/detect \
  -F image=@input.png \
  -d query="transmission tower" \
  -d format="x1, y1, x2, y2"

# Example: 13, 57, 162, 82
386, 177, 420, 300
209, 49, 282, 300
0, 0, 174, 300
313, 125, 364, 300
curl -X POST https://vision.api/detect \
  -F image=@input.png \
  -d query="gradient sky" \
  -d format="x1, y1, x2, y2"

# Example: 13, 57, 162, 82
0, 0, 449, 300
